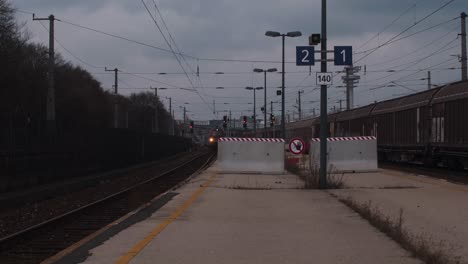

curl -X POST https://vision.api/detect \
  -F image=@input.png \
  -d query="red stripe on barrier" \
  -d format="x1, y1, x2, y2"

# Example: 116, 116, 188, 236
218, 137, 285, 142
310, 136, 376, 142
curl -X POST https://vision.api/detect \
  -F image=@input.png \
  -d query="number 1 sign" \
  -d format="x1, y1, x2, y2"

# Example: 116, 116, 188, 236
296, 46, 315, 66
334, 46, 352, 66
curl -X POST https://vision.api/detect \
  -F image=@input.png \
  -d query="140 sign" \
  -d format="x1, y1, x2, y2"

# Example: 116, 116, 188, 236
316, 72, 333, 85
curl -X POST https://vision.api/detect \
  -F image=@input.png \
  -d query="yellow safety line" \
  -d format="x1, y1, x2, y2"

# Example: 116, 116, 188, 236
114, 173, 218, 264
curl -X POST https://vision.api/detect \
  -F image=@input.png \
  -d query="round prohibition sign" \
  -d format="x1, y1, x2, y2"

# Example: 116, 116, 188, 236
289, 137, 305, 155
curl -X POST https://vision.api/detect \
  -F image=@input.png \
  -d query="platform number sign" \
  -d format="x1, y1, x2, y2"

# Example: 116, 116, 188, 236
296, 46, 315, 66
289, 137, 306, 155
334, 46, 352, 66
316, 72, 333, 85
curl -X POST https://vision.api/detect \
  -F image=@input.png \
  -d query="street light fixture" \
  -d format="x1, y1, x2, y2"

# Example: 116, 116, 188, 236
253, 67, 277, 137
265, 30, 302, 139
216, 86, 225, 89
245, 86, 264, 136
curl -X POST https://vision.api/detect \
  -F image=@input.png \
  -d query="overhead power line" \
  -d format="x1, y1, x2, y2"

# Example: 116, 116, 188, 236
355, 0, 457, 63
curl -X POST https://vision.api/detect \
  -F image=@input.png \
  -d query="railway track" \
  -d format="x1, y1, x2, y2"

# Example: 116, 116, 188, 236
0, 151, 215, 264
380, 162, 468, 185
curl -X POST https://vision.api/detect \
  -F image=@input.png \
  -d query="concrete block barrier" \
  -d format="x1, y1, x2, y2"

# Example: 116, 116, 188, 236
310, 137, 378, 173
217, 138, 285, 174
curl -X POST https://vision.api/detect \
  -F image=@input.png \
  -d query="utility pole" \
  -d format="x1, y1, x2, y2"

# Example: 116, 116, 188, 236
342, 65, 360, 110
229, 110, 232, 136
167, 97, 173, 135
345, 67, 351, 110
271, 101, 274, 138
461, 12, 467, 81
427, 71, 432, 90
298, 91, 303, 120
213, 99, 216, 116
183, 106, 186, 129
105, 67, 119, 128
33, 14, 56, 135
150, 87, 159, 133
319, 0, 328, 189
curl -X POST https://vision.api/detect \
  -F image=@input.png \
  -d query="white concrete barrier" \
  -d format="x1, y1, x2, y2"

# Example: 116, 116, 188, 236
310, 137, 378, 173
218, 137, 285, 174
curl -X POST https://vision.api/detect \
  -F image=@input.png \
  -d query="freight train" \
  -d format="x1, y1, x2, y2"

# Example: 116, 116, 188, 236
241, 80, 468, 169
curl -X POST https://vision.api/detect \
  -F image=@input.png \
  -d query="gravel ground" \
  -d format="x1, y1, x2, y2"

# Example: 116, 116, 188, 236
0, 151, 204, 239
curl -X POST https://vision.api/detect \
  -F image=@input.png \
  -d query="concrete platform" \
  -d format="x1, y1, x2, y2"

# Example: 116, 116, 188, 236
330, 169, 468, 263
54, 162, 421, 264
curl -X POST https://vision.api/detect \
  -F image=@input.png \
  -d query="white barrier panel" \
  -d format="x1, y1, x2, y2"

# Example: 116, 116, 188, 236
310, 137, 378, 173
218, 137, 285, 174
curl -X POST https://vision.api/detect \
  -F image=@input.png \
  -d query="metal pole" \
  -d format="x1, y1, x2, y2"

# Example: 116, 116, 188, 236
151, 87, 159, 133
281, 35, 286, 139
105, 67, 119, 128
47, 15, 55, 134
271, 101, 274, 138
298, 91, 302, 120
319, 0, 328, 189
33, 14, 56, 134
169, 97, 173, 135
346, 67, 351, 110
264, 71, 267, 135
461, 12, 467, 81
427, 71, 432, 90
253, 89, 257, 135
114, 69, 119, 128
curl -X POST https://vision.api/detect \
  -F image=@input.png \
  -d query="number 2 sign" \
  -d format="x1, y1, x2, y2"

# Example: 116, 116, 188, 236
296, 46, 315, 66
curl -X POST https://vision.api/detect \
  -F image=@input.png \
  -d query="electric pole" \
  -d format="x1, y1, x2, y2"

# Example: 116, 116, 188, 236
213, 99, 216, 116
342, 65, 360, 110
271, 101, 275, 138
169, 98, 173, 135
461, 12, 467, 81
427, 71, 432, 90
105, 67, 119, 128
298, 90, 303, 120
33, 14, 56, 135
319, 0, 328, 189
150, 87, 159, 133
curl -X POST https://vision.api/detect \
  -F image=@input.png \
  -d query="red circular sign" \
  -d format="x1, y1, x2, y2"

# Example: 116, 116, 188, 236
289, 137, 305, 155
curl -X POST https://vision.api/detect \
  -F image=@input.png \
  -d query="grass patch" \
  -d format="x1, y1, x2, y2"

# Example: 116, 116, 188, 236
286, 155, 345, 189
336, 195, 461, 264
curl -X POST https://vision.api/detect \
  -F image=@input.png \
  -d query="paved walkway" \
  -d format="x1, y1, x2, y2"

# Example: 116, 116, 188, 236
53, 163, 421, 264
330, 169, 468, 263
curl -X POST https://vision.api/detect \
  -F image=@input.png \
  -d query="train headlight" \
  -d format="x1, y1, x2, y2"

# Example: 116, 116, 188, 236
209, 137, 214, 143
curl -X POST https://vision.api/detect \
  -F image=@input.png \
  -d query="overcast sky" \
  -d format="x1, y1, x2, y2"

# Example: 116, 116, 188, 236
13, 0, 466, 121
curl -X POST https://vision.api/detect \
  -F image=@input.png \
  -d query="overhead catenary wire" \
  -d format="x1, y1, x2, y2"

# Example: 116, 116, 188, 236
354, 0, 457, 63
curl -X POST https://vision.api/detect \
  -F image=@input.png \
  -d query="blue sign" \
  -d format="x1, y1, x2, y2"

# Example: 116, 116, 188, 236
334, 46, 352, 65
296, 46, 315, 66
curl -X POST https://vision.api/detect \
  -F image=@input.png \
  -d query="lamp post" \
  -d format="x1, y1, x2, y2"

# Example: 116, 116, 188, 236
245, 86, 264, 136
265, 30, 302, 139
254, 68, 277, 137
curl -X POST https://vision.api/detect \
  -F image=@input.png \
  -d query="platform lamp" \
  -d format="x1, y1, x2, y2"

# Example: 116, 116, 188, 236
253, 68, 277, 137
245, 86, 264, 136
265, 30, 302, 139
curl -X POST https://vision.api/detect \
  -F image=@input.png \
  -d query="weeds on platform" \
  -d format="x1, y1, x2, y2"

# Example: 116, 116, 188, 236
338, 196, 461, 264
285, 155, 345, 189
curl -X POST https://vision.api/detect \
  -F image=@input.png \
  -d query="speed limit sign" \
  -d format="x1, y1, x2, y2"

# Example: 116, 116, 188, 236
316, 72, 333, 85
